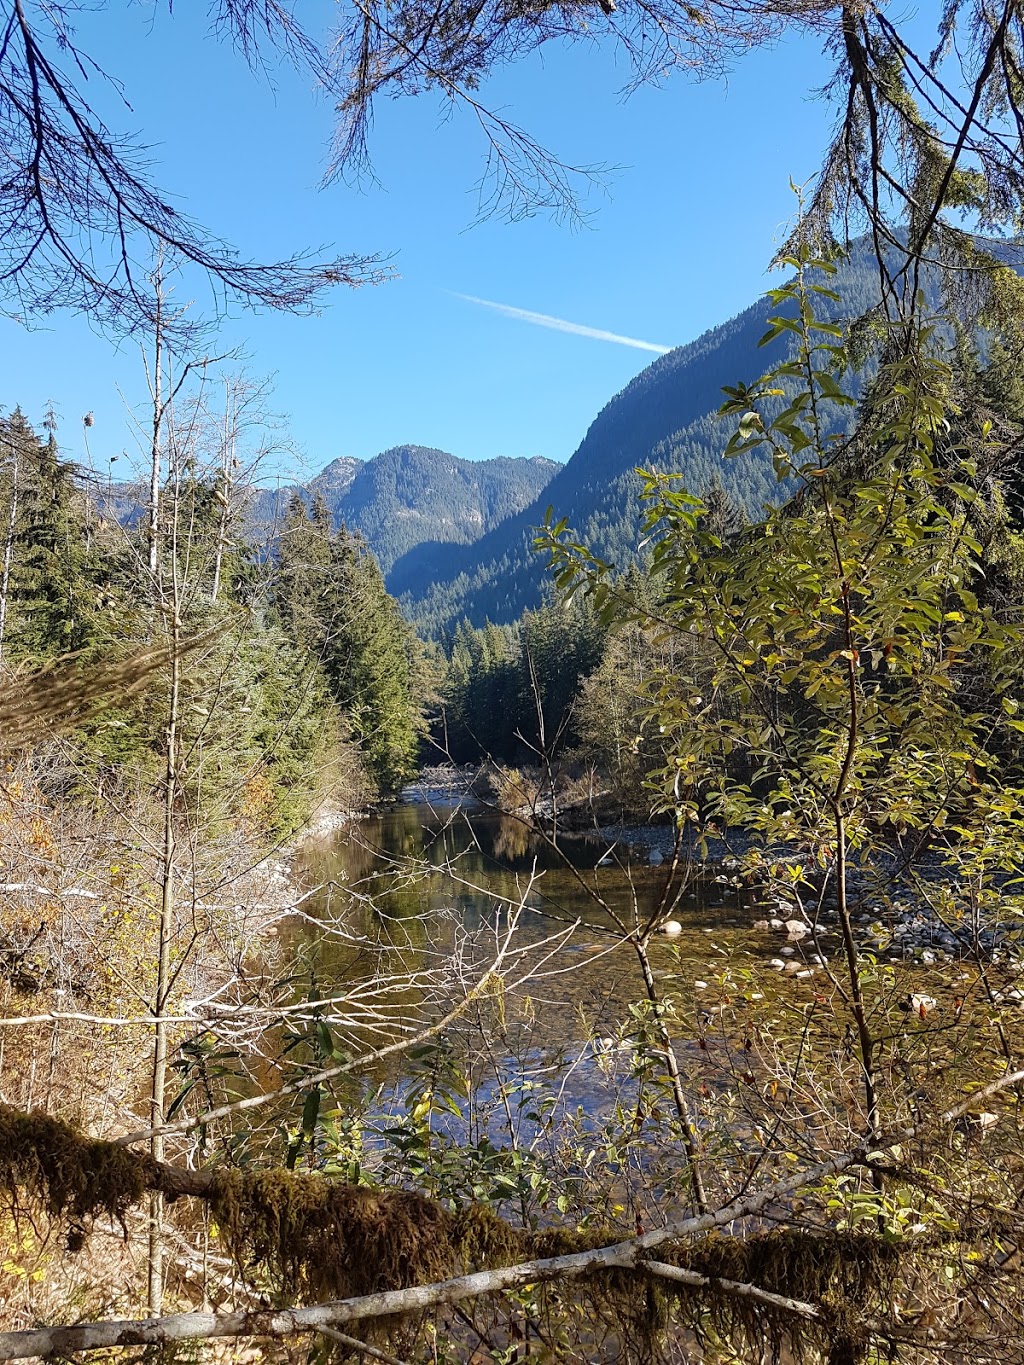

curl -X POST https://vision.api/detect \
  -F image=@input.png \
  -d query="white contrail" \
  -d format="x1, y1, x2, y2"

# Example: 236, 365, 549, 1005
453, 292, 673, 354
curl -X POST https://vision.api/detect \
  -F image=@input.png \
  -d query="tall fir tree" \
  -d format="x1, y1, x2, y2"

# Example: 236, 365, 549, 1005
322, 527, 421, 790
0, 409, 107, 662
275, 501, 421, 791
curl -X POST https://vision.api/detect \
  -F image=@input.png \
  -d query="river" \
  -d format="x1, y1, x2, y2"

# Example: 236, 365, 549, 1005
287, 787, 772, 1118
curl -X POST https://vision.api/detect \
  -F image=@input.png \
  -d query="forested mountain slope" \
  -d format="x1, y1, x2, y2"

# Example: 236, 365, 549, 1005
393, 243, 887, 633
314, 445, 560, 574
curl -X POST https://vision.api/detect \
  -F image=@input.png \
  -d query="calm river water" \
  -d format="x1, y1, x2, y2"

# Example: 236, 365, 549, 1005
290, 791, 766, 1090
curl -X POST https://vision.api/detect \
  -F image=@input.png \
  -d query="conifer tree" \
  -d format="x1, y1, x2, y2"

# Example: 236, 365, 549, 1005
0, 409, 106, 663
701, 475, 747, 543
274, 506, 421, 791
275, 493, 334, 654
322, 527, 420, 790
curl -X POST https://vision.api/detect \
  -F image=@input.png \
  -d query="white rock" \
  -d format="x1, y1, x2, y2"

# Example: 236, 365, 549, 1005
967, 1111, 999, 1130
694, 980, 709, 990
657, 919, 683, 937
752, 920, 771, 931
648, 848, 664, 865
781, 946, 796, 956
769, 959, 786, 971
786, 920, 811, 940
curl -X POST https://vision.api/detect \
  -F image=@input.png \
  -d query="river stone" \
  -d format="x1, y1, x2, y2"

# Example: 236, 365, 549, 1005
966, 1111, 999, 1130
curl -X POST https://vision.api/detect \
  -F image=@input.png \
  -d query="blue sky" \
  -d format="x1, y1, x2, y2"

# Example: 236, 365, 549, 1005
1, 5, 836, 482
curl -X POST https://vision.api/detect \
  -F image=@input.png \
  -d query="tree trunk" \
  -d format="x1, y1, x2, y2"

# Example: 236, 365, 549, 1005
148, 616, 179, 1315
632, 934, 709, 1214
147, 270, 163, 582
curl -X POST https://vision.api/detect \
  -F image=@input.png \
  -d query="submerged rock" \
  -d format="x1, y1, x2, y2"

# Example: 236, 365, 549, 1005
906, 993, 938, 1017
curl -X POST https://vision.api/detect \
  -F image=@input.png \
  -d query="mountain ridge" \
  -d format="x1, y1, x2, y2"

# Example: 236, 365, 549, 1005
313, 445, 561, 574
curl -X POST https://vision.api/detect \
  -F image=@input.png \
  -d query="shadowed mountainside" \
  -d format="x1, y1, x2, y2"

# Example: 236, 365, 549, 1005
391, 242, 896, 632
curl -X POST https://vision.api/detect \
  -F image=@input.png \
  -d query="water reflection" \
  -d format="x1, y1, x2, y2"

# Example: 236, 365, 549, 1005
290, 802, 757, 1064
493, 815, 533, 862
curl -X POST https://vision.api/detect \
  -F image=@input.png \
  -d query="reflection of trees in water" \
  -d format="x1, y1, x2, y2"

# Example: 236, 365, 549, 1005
330, 834, 381, 884
288, 803, 753, 1079
494, 816, 532, 862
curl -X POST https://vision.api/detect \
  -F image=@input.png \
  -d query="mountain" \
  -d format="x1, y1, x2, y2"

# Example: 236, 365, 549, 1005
391, 242, 892, 633
310, 446, 560, 575
213, 445, 557, 578
307, 456, 361, 505
101, 445, 557, 585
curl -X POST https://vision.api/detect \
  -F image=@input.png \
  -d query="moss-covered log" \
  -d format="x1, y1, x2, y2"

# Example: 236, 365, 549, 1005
0, 1103, 212, 1229
0, 1219, 896, 1364
0, 1100, 910, 1362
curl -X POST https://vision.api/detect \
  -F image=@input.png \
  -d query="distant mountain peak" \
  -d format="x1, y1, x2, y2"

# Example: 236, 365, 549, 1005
319, 455, 364, 472
329, 445, 559, 573
239, 443, 559, 579
308, 455, 362, 501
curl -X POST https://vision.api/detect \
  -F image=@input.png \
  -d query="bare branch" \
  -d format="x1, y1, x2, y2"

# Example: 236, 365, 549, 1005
113, 914, 521, 1146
